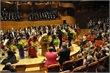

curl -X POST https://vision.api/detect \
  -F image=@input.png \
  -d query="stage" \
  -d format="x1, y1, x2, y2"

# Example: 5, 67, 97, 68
0, 44, 80, 71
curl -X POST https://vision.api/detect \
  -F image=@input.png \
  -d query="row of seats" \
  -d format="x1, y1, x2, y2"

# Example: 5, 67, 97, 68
48, 56, 109, 72
28, 10, 58, 21
1, 10, 58, 21
1, 11, 23, 21
7, 55, 108, 72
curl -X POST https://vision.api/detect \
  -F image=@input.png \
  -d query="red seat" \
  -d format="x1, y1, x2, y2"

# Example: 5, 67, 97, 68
88, 61, 99, 72
47, 63, 60, 72
74, 58, 83, 68
73, 65, 87, 72
62, 60, 73, 71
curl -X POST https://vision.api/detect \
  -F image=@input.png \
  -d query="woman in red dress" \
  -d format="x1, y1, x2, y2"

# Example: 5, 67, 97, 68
27, 30, 37, 58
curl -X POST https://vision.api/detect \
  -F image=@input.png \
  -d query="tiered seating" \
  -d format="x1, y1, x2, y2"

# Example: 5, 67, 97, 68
88, 61, 99, 72
47, 63, 60, 72
73, 65, 87, 72
28, 10, 58, 21
73, 58, 83, 68
1, 11, 23, 21
61, 60, 73, 71
98, 56, 107, 66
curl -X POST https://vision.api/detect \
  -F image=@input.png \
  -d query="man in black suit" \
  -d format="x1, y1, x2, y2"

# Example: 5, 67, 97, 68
56, 26, 62, 48
10, 28, 16, 38
26, 28, 31, 39
68, 27, 73, 47
58, 43, 70, 66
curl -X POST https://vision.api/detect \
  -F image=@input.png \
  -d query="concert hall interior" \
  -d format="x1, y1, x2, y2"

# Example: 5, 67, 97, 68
0, 1, 109, 73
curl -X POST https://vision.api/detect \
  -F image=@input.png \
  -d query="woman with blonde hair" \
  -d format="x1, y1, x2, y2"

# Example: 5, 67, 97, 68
44, 47, 58, 67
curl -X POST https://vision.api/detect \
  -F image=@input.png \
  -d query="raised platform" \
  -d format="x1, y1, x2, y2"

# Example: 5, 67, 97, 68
0, 44, 80, 71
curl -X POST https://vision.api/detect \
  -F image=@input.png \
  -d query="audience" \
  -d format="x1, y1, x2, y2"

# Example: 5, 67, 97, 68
99, 49, 107, 58
0, 16, 109, 72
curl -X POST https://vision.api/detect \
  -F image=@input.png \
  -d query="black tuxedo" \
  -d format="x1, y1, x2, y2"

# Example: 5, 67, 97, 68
57, 29, 62, 48
49, 34, 56, 52
26, 32, 31, 39
58, 48, 70, 66
68, 30, 73, 47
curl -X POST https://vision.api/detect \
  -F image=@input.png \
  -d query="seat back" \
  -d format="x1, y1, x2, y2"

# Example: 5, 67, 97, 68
73, 65, 87, 72
47, 63, 60, 72
74, 58, 83, 68
103, 56, 109, 66
62, 60, 73, 71
103, 56, 109, 72
88, 61, 98, 72
99, 56, 106, 66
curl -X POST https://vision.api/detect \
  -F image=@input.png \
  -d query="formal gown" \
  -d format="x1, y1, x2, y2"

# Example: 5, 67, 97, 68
27, 36, 37, 58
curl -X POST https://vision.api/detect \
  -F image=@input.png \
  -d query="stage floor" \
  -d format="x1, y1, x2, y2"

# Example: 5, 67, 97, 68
0, 44, 80, 71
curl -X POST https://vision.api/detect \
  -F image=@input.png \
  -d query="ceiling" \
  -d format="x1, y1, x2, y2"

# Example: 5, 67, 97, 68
1, 1, 109, 12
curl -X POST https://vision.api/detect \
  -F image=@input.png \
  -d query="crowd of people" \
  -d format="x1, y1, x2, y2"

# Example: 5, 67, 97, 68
28, 10, 58, 21
73, 17, 110, 72
0, 24, 77, 64
1, 11, 23, 21
0, 16, 109, 72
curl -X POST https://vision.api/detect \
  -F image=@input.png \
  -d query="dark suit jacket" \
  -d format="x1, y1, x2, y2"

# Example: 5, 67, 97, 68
57, 29, 62, 40
26, 32, 30, 39
58, 48, 70, 65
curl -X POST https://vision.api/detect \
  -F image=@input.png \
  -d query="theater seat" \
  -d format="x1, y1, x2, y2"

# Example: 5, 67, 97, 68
74, 58, 83, 68
62, 60, 73, 71
99, 56, 107, 66
47, 63, 60, 72
88, 61, 98, 72
103, 56, 109, 71
73, 65, 87, 72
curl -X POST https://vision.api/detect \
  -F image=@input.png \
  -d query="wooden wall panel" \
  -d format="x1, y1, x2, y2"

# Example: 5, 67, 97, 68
1, 16, 76, 32
60, 16, 76, 24
60, 3, 76, 10
1, 20, 63, 32
0, 21, 19, 31
18, 21, 34, 28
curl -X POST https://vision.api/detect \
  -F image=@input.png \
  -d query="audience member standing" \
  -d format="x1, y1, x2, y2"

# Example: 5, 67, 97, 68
57, 26, 62, 48
44, 47, 58, 67
58, 43, 70, 66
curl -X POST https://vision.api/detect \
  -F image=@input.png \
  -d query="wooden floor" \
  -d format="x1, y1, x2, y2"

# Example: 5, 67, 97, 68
0, 50, 45, 71
0, 29, 89, 72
